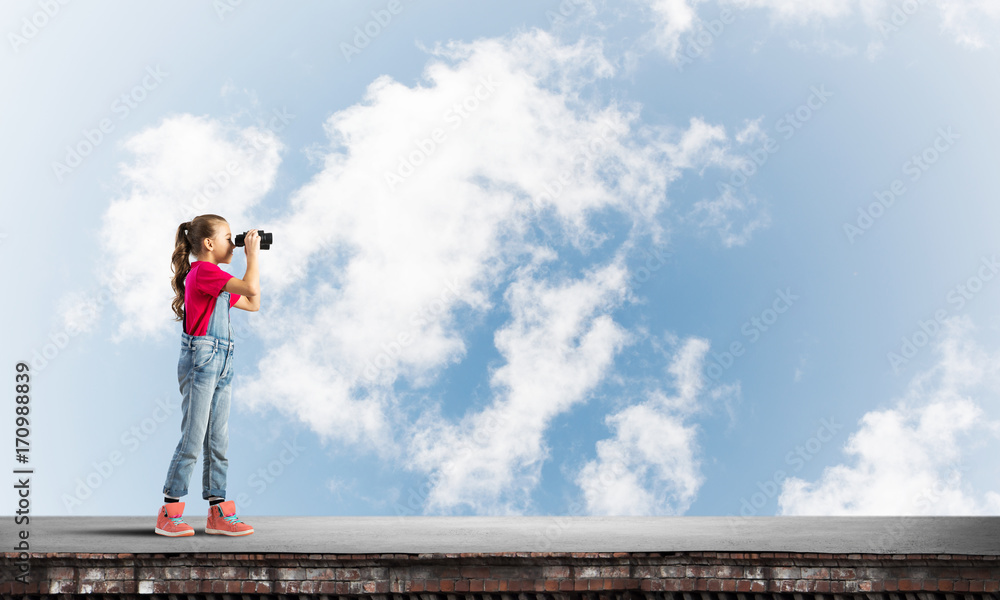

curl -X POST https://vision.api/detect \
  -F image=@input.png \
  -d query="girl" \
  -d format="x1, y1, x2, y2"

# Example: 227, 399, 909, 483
155, 214, 260, 537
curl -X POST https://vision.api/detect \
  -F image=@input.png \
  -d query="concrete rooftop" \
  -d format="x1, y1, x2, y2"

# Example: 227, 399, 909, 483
17, 516, 1000, 555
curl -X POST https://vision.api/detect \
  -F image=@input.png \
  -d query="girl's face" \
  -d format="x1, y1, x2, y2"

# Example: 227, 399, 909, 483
199, 221, 235, 265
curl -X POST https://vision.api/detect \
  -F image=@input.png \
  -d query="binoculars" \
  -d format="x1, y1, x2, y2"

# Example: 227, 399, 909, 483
235, 230, 273, 250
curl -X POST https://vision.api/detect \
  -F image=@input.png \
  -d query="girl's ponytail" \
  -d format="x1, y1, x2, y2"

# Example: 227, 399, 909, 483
170, 222, 194, 322
170, 214, 227, 322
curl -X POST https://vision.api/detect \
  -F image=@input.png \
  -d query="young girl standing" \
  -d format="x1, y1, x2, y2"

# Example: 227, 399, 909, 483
155, 214, 260, 537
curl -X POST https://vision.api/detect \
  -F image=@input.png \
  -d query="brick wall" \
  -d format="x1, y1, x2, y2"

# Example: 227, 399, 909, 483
2, 551, 999, 598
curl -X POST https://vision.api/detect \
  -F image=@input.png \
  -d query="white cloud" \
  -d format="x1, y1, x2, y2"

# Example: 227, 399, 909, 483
938, 0, 1000, 48
576, 336, 739, 515
407, 260, 633, 513
778, 316, 1000, 516
729, 0, 858, 23
73, 113, 283, 343
232, 28, 758, 455
645, 0, 708, 58
638, 0, 1000, 59
688, 183, 771, 247
82, 28, 764, 509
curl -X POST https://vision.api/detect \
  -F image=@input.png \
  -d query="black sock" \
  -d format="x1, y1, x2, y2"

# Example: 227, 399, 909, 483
164, 496, 179, 504
209, 497, 224, 506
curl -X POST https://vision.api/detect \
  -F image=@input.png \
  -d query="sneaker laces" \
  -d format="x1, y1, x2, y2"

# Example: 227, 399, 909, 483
164, 508, 187, 525
218, 506, 243, 524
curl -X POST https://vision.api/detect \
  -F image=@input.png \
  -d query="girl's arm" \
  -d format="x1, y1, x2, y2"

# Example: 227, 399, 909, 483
222, 229, 260, 297
234, 294, 259, 312
225, 228, 261, 312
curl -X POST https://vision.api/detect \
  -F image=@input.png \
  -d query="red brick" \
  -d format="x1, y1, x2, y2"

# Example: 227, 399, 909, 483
46, 567, 75, 580
750, 580, 766, 592
737, 580, 752, 592
716, 565, 742, 578
305, 567, 336, 579
970, 580, 986, 592
455, 579, 470, 592
576, 579, 590, 591
938, 579, 954, 591
485, 579, 500, 592
49, 581, 75, 594
721, 579, 737, 592
319, 581, 338, 594
661, 565, 686, 577
815, 580, 831, 593
601, 566, 630, 578
439, 580, 455, 592
410, 580, 425, 592
899, 579, 920, 591
831, 568, 856, 579
801, 567, 829, 579
461, 567, 490, 578
241, 581, 256, 593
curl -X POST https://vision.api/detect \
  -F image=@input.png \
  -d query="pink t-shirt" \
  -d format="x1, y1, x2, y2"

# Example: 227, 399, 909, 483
184, 261, 241, 336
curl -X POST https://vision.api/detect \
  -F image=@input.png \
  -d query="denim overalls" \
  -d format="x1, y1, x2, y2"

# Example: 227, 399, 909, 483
163, 290, 235, 500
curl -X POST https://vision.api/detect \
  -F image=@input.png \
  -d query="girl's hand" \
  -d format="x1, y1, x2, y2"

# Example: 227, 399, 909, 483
244, 229, 260, 257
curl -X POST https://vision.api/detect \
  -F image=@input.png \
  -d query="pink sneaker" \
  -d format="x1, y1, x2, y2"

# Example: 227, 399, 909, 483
205, 500, 254, 536
154, 502, 195, 537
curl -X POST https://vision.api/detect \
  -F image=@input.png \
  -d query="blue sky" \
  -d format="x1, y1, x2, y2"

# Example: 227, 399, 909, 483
3, 1, 1000, 522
